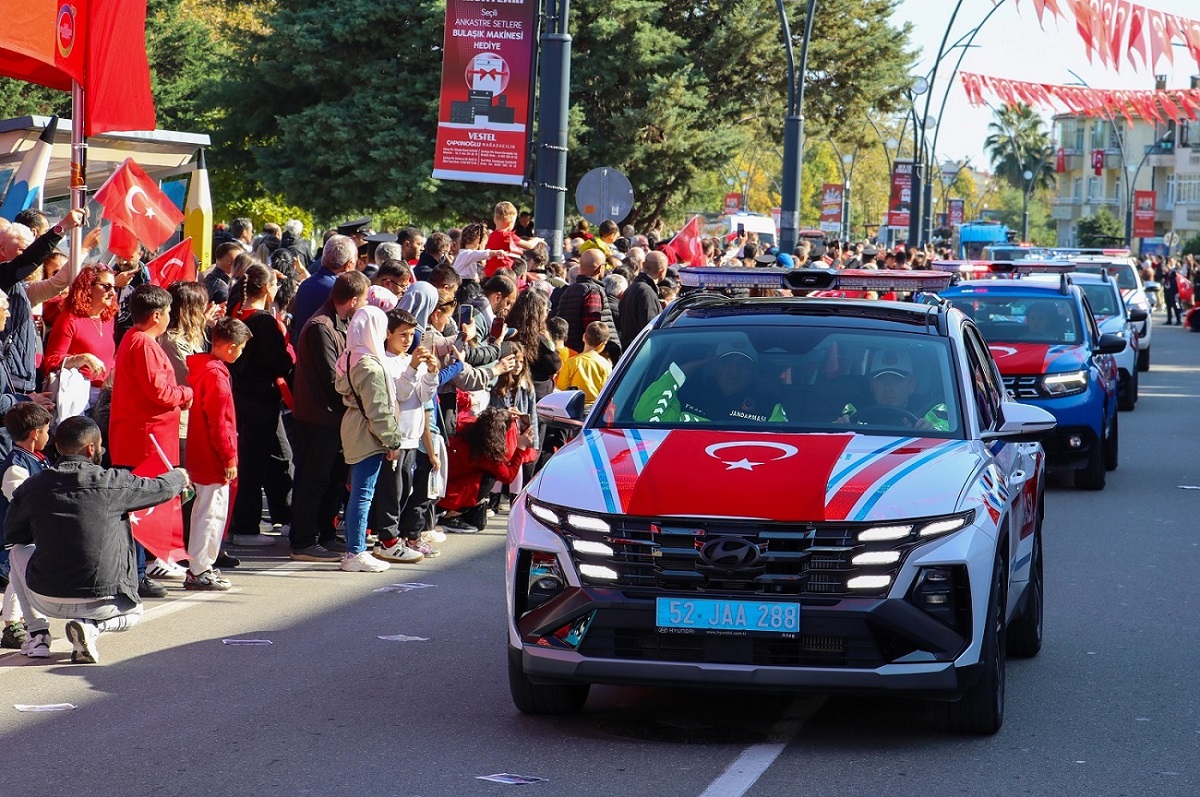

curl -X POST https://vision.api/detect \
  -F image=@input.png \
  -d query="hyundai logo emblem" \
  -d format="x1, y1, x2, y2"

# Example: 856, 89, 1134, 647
698, 537, 762, 570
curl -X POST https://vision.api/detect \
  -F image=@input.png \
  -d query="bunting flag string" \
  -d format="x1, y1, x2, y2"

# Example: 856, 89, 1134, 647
960, 70, 1200, 124
1006, 0, 1200, 74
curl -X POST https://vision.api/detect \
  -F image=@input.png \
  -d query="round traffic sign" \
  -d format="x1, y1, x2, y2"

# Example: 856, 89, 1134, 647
575, 167, 635, 226
1164, 230, 1180, 248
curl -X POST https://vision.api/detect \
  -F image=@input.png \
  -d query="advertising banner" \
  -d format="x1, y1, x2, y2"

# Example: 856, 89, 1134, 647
887, 159, 913, 228
433, 0, 539, 185
948, 198, 965, 228
819, 183, 843, 233
724, 192, 741, 215
1133, 190, 1156, 238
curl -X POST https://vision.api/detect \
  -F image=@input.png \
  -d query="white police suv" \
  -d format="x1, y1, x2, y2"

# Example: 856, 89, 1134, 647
506, 268, 1055, 734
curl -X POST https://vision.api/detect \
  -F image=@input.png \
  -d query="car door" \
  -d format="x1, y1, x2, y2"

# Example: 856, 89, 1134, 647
964, 325, 1038, 584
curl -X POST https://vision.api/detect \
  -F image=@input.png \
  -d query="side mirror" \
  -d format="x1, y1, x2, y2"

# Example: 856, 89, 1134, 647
536, 390, 585, 429
982, 402, 1057, 442
1095, 332, 1127, 355
1127, 307, 1148, 323
1144, 281, 1161, 294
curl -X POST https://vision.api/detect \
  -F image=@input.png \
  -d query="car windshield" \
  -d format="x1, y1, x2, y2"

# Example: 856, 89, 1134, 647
1077, 263, 1137, 291
947, 294, 1082, 345
594, 326, 963, 438
1078, 283, 1121, 317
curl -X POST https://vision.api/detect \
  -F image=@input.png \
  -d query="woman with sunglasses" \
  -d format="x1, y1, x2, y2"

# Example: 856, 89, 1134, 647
43, 265, 119, 403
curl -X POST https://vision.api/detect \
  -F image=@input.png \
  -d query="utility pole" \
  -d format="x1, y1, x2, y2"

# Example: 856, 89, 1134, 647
533, 0, 571, 263
776, 0, 817, 256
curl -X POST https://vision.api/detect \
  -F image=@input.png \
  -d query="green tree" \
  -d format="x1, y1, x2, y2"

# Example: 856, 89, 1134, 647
1076, 206, 1124, 248
218, 0, 916, 229
985, 185, 1055, 246
984, 104, 1055, 193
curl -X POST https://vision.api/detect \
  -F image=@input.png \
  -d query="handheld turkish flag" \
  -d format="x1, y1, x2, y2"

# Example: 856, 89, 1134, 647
93, 159, 185, 252
145, 238, 197, 287
107, 223, 140, 261
665, 215, 707, 266
130, 435, 186, 564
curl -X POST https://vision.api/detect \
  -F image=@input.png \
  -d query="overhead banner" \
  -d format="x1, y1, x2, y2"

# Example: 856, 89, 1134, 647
1133, 190, 1156, 238
432, 0, 539, 186
887, 159, 913, 229
948, 198, 965, 228
819, 183, 843, 233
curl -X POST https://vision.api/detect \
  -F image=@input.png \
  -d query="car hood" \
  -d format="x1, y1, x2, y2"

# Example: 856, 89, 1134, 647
986, 342, 1088, 375
530, 429, 983, 524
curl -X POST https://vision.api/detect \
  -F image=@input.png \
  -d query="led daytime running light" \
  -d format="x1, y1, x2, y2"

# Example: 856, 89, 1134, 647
566, 513, 611, 533
858, 524, 913, 542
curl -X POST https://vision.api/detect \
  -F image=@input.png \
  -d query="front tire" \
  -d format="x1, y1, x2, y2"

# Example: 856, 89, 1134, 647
1104, 413, 1119, 472
508, 646, 590, 715
1074, 426, 1107, 490
942, 551, 1006, 735
1118, 371, 1136, 411
1137, 346, 1150, 372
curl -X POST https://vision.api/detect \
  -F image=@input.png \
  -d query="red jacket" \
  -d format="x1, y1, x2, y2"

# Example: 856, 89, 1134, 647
438, 420, 524, 512
184, 353, 237, 485
109, 329, 193, 467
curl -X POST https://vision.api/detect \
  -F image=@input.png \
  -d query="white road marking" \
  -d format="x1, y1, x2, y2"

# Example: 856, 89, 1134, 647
697, 696, 825, 797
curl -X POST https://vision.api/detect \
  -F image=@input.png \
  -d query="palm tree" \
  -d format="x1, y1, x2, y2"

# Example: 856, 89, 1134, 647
984, 104, 1055, 192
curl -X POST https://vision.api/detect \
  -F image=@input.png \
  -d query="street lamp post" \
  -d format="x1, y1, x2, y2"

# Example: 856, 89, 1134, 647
1124, 128, 1175, 245
906, 77, 930, 248
1021, 169, 1034, 242
776, 0, 818, 256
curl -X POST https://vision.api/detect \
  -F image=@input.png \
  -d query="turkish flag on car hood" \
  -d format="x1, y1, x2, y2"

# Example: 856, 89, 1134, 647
93, 158, 185, 252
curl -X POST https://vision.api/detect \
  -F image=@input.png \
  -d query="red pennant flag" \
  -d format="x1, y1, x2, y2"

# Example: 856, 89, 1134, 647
1089, 0, 1110, 66
1181, 17, 1200, 70
1127, 3, 1147, 69
1147, 9, 1173, 68
93, 159, 185, 252
1031, 0, 1049, 26
1157, 91, 1182, 123
666, 216, 707, 267
1107, 0, 1128, 70
145, 238, 197, 287
130, 439, 186, 564
85, 0, 155, 136
1070, 0, 1098, 62
1044, 0, 1062, 20
1175, 89, 1200, 120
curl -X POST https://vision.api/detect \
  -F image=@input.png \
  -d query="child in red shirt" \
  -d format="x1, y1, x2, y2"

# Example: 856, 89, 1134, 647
184, 317, 251, 590
483, 200, 544, 279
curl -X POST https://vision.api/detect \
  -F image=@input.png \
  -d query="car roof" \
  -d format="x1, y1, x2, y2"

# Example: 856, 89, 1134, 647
941, 279, 1078, 297
661, 296, 948, 336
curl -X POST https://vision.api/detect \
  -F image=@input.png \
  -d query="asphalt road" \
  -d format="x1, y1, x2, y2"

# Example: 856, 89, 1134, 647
2, 310, 1198, 797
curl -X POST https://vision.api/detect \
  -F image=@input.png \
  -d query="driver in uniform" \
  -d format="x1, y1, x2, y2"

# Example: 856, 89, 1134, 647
836, 349, 950, 431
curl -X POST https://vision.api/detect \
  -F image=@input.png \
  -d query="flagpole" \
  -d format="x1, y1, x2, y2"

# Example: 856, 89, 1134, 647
69, 81, 87, 280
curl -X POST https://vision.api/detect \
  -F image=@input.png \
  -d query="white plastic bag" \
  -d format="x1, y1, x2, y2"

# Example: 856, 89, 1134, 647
47, 367, 90, 427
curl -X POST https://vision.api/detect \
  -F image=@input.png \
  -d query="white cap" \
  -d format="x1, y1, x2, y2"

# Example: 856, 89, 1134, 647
870, 349, 913, 379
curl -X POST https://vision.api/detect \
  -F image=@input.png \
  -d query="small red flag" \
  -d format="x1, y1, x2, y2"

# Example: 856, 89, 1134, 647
665, 215, 707, 267
107, 223, 139, 261
145, 238, 197, 287
130, 439, 186, 564
94, 159, 185, 252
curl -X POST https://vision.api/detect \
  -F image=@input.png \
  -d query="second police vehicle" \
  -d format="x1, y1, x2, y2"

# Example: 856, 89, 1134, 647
938, 261, 1126, 490
506, 267, 1056, 735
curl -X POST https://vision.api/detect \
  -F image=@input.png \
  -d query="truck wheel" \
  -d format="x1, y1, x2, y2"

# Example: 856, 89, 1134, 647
508, 646, 589, 715
1074, 427, 1106, 490
1136, 346, 1150, 372
942, 551, 1006, 734
1007, 525, 1043, 658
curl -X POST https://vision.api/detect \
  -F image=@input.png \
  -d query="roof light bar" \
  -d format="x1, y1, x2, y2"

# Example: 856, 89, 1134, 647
934, 259, 1075, 275
677, 267, 953, 293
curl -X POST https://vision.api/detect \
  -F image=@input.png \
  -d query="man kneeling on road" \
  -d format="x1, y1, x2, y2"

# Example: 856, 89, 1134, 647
3, 416, 188, 663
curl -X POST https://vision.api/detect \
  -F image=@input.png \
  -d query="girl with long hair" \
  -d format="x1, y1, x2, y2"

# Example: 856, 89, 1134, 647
226, 264, 295, 547
505, 289, 560, 400
439, 407, 533, 532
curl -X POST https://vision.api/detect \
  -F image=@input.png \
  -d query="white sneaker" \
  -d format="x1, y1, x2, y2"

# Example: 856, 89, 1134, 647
340, 551, 390, 572
421, 528, 448, 544
65, 620, 99, 664
372, 540, 424, 564
145, 557, 187, 580
20, 630, 51, 658
228, 534, 275, 547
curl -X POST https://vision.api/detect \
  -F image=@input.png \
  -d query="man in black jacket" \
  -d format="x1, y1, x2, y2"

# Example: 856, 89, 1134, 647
618, 250, 667, 349
3, 416, 187, 663
289, 271, 369, 561
557, 249, 614, 354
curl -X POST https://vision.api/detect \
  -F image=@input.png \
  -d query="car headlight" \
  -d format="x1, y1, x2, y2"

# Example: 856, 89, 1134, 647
526, 498, 612, 535
856, 510, 975, 543
1042, 369, 1089, 397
